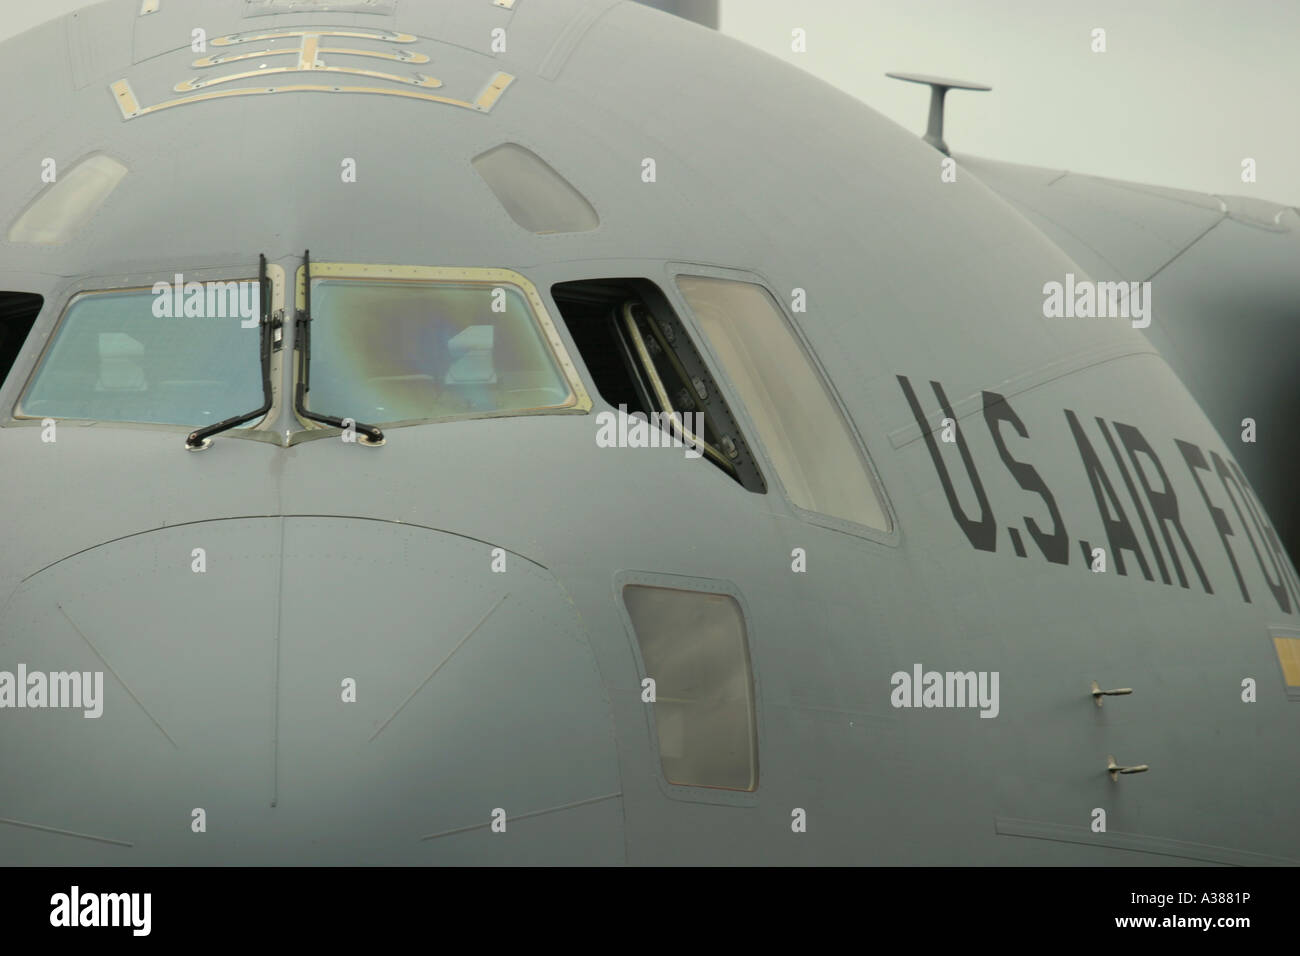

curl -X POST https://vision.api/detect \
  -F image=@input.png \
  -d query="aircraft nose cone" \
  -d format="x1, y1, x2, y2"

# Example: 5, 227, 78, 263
0, 517, 621, 864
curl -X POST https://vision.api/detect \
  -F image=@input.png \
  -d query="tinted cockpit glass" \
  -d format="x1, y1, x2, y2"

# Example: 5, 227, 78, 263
19, 285, 262, 427
305, 279, 573, 423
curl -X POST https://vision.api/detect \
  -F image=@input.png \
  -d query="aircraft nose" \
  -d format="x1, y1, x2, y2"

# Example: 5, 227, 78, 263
0, 517, 622, 864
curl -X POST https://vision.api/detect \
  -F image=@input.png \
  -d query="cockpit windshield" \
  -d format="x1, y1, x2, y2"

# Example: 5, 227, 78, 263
18, 284, 262, 427
303, 278, 575, 424
14, 268, 587, 436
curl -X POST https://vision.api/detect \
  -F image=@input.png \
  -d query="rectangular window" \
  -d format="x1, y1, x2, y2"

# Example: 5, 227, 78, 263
624, 584, 757, 792
676, 276, 891, 531
18, 284, 263, 427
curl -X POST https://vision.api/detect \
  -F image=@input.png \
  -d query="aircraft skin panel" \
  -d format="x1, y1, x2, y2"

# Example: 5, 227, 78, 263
958, 155, 1229, 281
630, 0, 719, 29
0, 0, 1297, 866
895, 355, 1297, 867
957, 152, 1300, 569
1133, 219, 1300, 565
0, 513, 624, 864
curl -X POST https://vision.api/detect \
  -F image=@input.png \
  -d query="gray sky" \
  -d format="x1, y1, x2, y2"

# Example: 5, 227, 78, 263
721, 0, 1300, 205
5, 0, 1296, 204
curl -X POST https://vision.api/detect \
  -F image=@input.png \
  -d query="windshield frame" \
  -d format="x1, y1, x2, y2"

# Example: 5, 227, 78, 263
9, 263, 285, 438
291, 262, 593, 434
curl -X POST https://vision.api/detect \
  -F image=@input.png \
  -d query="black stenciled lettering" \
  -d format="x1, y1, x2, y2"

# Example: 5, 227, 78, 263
898, 375, 996, 552
1212, 451, 1290, 615
1263, 522, 1300, 614
982, 390, 1068, 565
1096, 418, 1169, 585
1228, 458, 1299, 615
1114, 423, 1211, 593
1177, 439, 1249, 604
1064, 409, 1152, 580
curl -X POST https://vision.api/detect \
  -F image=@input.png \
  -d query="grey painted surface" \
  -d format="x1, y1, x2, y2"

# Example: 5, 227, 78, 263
959, 154, 1300, 566
632, 0, 717, 28
0, 0, 1296, 864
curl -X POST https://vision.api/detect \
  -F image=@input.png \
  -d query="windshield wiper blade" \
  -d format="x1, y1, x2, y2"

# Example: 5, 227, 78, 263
293, 250, 385, 445
186, 253, 280, 450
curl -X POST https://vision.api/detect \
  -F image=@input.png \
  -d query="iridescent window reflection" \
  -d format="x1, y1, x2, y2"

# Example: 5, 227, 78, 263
305, 280, 575, 423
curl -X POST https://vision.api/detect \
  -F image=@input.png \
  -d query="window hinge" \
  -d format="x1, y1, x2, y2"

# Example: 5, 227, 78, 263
270, 309, 285, 351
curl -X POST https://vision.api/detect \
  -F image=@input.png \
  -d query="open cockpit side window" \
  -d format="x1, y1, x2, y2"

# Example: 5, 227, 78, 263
0, 292, 43, 392
551, 278, 766, 493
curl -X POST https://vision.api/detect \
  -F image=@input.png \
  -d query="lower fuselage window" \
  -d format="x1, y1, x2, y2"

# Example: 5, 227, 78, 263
675, 276, 891, 531
624, 584, 758, 792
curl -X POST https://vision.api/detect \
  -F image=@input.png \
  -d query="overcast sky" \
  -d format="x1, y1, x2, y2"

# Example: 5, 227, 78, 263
5, 0, 1296, 205
721, 0, 1300, 205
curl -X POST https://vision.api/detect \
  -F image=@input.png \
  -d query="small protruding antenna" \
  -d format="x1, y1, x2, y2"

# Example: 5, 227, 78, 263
885, 72, 991, 155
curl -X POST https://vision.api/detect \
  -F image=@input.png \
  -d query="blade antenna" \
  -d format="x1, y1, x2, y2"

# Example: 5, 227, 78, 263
885, 72, 991, 155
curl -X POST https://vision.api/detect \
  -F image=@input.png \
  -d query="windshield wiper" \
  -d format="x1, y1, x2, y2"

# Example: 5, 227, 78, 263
293, 250, 384, 445
186, 253, 280, 450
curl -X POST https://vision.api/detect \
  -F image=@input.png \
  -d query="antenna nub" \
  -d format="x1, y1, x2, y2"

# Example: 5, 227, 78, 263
885, 72, 991, 155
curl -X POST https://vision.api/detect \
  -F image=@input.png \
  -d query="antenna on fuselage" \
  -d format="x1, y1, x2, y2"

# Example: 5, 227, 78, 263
885, 72, 991, 155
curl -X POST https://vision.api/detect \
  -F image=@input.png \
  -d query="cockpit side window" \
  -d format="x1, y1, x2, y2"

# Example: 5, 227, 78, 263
16, 283, 263, 428
551, 278, 767, 493
675, 276, 892, 532
1, 292, 43, 391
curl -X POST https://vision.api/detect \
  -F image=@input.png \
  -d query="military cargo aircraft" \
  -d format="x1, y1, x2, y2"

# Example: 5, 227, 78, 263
0, 0, 1296, 865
